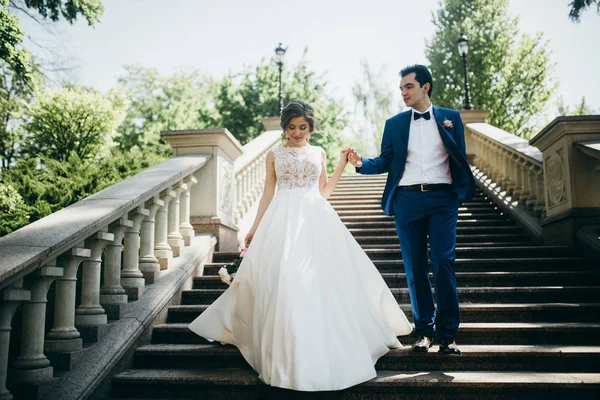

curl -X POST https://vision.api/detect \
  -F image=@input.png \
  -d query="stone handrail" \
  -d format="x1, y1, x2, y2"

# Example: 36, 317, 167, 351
0, 154, 212, 399
466, 122, 546, 218
233, 117, 282, 224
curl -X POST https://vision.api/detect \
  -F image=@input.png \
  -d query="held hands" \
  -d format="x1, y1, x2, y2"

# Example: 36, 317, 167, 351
347, 149, 363, 168
339, 148, 350, 166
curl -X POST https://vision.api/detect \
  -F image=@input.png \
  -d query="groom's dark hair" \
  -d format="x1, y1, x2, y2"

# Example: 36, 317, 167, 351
400, 65, 433, 97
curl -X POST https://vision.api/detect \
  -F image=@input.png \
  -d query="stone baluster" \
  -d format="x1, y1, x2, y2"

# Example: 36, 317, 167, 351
45, 246, 90, 355
121, 207, 149, 301
502, 149, 515, 194
180, 176, 197, 246
168, 182, 187, 257
241, 170, 249, 214
75, 231, 114, 326
11, 260, 63, 384
511, 155, 524, 200
234, 175, 243, 223
533, 167, 546, 217
518, 160, 531, 204
0, 282, 31, 400
138, 196, 164, 284
154, 189, 176, 270
100, 218, 133, 318
525, 163, 539, 210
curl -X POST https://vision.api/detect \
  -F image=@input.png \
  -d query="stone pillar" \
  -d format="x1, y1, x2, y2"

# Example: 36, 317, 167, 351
154, 189, 175, 270
75, 231, 114, 326
167, 181, 187, 257
121, 207, 149, 300
180, 176, 197, 246
0, 283, 30, 400
460, 110, 490, 165
11, 261, 63, 384
100, 218, 133, 315
138, 196, 164, 284
529, 116, 600, 245
161, 128, 244, 251
45, 247, 90, 353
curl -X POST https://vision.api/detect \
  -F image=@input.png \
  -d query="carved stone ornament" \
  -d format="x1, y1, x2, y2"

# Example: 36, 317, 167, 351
545, 151, 566, 207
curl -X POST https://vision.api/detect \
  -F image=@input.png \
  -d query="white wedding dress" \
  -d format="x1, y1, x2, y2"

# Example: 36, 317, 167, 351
188, 145, 412, 391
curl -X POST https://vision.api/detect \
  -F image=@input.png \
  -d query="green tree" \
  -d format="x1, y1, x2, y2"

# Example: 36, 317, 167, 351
0, 182, 30, 236
351, 59, 404, 156
0, 60, 39, 168
205, 51, 347, 171
557, 96, 596, 116
426, 0, 556, 138
24, 86, 127, 161
115, 65, 215, 155
1, 0, 103, 87
568, 0, 600, 22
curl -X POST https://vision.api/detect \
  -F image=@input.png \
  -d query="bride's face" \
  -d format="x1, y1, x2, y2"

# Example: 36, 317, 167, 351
285, 117, 312, 147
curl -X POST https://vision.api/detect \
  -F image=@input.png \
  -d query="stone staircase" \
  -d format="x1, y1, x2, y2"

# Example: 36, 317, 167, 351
111, 175, 600, 399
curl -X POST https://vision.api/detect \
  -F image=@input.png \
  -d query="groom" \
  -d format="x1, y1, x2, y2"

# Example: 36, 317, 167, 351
348, 64, 475, 355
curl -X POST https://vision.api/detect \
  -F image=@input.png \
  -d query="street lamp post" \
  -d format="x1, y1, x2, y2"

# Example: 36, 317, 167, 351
456, 34, 473, 110
275, 43, 287, 116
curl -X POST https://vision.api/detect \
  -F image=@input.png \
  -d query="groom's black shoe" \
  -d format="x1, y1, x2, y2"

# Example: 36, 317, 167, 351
412, 336, 433, 352
438, 339, 462, 355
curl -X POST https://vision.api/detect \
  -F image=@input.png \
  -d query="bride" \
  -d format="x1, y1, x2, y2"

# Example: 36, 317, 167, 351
188, 100, 412, 391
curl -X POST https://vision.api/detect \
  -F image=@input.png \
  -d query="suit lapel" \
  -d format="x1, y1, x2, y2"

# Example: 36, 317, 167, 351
432, 105, 457, 147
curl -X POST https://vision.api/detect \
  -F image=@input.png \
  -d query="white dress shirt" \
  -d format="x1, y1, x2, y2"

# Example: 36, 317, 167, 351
398, 104, 452, 186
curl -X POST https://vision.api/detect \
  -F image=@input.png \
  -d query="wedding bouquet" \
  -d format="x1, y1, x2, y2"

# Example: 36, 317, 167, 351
218, 244, 248, 285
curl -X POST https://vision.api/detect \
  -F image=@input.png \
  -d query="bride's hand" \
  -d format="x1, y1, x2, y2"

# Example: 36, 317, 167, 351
244, 232, 254, 246
340, 148, 350, 166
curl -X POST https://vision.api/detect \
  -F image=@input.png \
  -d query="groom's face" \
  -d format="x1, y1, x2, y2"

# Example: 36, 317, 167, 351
400, 73, 429, 108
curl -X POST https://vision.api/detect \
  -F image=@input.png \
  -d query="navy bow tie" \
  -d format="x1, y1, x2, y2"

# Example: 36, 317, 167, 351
414, 111, 431, 121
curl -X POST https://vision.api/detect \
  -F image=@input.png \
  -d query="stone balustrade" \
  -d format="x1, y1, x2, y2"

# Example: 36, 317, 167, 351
464, 121, 545, 218
0, 154, 212, 399
233, 117, 282, 224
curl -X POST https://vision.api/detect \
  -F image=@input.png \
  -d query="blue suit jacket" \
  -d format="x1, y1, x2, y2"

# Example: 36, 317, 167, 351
357, 106, 476, 216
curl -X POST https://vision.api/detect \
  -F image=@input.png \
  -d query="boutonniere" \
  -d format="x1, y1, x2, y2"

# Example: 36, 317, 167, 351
442, 118, 453, 129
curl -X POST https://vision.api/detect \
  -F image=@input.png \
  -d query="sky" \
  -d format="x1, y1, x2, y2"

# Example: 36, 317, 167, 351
18, 0, 600, 129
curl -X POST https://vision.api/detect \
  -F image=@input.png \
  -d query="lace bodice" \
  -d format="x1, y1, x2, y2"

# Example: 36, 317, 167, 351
273, 145, 324, 190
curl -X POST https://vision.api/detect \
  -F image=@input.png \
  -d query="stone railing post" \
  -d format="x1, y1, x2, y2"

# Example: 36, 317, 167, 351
529, 116, 600, 245
154, 189, 175, 270
121, 207, 149, 300
138, 196, 164, 283
11, 260, 63, 384
0, 283, 30, 399
45, 246, 90, 356
75, 231, 114, 326
460, 110, 490, 164
161, 128, 243, 252
167, 181, 187, 257
180, 176, 197, 246
100, 217, 133, 318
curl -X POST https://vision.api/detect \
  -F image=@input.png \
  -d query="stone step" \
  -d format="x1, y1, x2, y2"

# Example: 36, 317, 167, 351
342, 219, 517, 229
167, 303, 600, 324
131, 344, 600, 373
371, 257, 591, 273
111, 368, 600, 399
181, 286, 600, 305
360, 242, 533, 249
349, 226, 524, 235
151, 323, 600, 346
204, 257, 591, 275
333, 204, 500, 212
329, 194, 492, 203
362, 246, 573, 259
192, 271, 600, 290
339, 214, 510, 222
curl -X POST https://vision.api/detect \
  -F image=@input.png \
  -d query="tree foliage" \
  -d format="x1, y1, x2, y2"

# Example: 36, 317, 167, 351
115, 65, 213, 155
425, 0, 556, 138
1, 0, 103, 87
204, 51, 347, 171
557, 96, 596, 116
568, 0, 600, 22
24, 86, 126, 161
351, 59, 403, 156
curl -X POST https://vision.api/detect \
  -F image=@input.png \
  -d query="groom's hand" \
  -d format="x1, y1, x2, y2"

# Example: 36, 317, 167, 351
348, 149, 363, 168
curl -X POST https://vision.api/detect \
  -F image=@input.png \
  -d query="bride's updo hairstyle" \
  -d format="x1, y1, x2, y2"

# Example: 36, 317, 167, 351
280, 100, 319, 141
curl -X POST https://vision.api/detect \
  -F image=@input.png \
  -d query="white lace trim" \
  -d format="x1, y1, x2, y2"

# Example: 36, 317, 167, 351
273, 146, 324, 190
